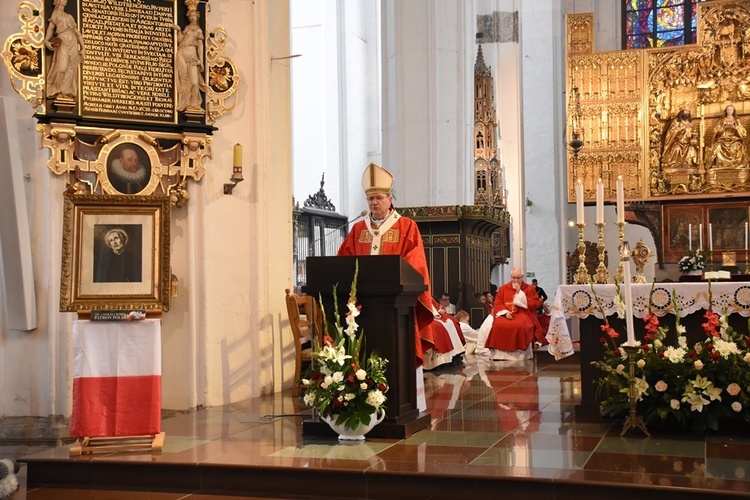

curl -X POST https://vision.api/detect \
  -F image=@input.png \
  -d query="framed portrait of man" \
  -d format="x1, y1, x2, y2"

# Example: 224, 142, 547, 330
60, 193, 171, 312
105, 143, 153, 195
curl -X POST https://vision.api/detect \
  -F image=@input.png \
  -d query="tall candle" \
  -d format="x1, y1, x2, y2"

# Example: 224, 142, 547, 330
709, 223, 713, 251
616, 175, 624, 224
688, 223, 692, 252
745, 222, 748, 250
576, 179, 584, 224
596, 178, 604, 224
622, 246, 636, 346
233, 144, 243, 168
699, 223, 703, 251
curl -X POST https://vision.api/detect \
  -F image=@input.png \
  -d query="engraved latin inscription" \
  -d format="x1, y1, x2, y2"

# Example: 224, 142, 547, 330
80, 0, 175, 122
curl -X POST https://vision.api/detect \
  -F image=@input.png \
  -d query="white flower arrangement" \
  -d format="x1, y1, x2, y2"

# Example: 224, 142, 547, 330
678, 249, 705, 273
299, 260, 389, 431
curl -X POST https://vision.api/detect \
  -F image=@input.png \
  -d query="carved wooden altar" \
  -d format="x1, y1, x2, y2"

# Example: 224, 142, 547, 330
567, 1, 750, 269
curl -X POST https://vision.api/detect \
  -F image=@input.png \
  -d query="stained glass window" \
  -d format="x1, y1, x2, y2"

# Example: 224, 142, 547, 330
624, 0, 708, 49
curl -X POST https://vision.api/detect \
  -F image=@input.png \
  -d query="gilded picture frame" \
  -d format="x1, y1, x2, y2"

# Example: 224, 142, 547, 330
60, 193, 171, 312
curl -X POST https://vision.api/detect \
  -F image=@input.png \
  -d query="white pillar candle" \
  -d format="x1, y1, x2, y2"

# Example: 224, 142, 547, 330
622, 247, 636, 346
616, 175, 624, 224
709, 223, 713, 252
596, 178, 604, 224
688, 223, 692, 252
745, 222, 748, 250
699, 223, 703, 251
576, 179, 584, 224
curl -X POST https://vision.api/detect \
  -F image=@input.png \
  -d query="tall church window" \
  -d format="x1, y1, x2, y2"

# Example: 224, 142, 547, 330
624, 0, 708, 49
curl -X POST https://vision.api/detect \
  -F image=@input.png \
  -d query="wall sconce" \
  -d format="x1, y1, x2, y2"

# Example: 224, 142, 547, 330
223, 143, 244, 195
565, 86, 584, 157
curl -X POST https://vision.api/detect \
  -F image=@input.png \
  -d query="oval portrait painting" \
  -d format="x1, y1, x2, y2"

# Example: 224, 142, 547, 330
107, 143, 152, 195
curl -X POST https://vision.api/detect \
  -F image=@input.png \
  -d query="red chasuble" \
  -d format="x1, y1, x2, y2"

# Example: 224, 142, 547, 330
338, 212, 435, 366
485, 281, 545, 351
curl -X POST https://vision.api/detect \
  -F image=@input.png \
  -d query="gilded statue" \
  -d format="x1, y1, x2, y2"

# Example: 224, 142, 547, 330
706, 104, 749, 170
44, 0, 85, 99
662, 108, 698, 170
174, 9, 206, 113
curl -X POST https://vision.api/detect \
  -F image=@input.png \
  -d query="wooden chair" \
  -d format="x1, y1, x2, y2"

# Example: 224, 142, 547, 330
284, 289, 323, 396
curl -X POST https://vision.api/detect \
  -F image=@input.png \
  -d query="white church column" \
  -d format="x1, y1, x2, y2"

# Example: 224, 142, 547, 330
381, 0, 475, 207
518, 0, 564, 289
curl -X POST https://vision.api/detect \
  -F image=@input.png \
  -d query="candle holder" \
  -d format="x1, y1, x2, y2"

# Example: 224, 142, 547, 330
615, 222, 625, 283
620, 344, 650, 437
745, 249, 749, 275
594, 222, 610, 284
574, 223, 590, 284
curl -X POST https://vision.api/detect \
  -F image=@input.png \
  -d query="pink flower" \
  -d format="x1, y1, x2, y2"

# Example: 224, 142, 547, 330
727, 383, 741, 396
655, 380, 668, 392
643, 313, 660, 335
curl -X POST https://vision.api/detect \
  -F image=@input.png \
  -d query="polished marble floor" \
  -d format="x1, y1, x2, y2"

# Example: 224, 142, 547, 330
5, 350, 750, 499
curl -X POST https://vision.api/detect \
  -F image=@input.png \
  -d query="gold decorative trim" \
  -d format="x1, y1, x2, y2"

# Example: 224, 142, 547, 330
40, 124, 212, 199
1, 0, 45, 112
204, 24, 240, 124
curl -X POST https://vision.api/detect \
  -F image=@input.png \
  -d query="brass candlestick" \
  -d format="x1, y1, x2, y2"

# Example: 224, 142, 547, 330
574, 223, 590, 284
620, 344, 650, 437
594, 222, 610, 284
745, 249, 749, 275
616, 222, 625, 283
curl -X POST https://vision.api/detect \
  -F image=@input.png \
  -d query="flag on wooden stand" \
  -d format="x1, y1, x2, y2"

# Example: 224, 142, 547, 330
70, 319, 161, 437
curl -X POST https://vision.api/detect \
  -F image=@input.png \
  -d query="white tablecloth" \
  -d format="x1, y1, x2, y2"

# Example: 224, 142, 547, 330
545, 282, 750, 360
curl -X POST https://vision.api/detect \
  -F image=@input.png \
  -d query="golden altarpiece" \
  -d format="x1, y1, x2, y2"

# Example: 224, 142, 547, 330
567, 1, 750, 272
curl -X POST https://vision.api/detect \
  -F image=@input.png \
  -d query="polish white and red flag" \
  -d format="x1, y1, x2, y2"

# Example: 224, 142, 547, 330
70, 319, 161, 437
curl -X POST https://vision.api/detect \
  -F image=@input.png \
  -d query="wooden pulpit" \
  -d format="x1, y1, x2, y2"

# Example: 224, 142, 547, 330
303, 255, 431, 439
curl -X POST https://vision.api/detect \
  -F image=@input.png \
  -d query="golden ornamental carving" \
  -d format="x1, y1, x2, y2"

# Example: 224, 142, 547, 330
39, 124, 212, 198
567, 2, 750, 202
204, 26, 241, 124
2, 0, 239, 208
1, 0, 45, 111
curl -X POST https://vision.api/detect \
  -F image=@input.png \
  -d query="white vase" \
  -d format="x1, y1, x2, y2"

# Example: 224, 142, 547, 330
322, 410, 385, 440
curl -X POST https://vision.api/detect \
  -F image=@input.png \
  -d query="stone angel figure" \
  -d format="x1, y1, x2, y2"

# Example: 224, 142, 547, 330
173, 8, 206, 113
44, 0, 85, 99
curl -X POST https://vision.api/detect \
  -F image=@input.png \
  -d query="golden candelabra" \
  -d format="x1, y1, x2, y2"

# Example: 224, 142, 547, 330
616, 222, 625, 283
574, 223, 590, 284
594, 222, 610, 284
620, 344, 650, 437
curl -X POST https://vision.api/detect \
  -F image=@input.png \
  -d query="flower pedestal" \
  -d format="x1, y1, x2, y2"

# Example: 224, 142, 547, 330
322, 411, 385, 441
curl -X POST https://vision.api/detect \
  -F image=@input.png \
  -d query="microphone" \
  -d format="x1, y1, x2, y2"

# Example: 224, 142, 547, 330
308, 210, 368, 256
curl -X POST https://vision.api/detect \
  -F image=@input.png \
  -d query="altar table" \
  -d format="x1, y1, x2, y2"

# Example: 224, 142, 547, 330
545, 282, 750, 420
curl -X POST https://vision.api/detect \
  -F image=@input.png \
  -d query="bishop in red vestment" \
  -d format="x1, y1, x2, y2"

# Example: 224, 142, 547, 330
483, 268, 545, 352
338, 163, 437, 367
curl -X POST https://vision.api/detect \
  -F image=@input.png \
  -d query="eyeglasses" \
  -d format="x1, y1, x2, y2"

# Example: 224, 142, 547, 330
510, 276, 523, 280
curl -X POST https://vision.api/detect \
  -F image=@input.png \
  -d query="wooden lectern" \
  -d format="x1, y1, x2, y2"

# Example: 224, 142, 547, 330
303, 255, 431, 439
